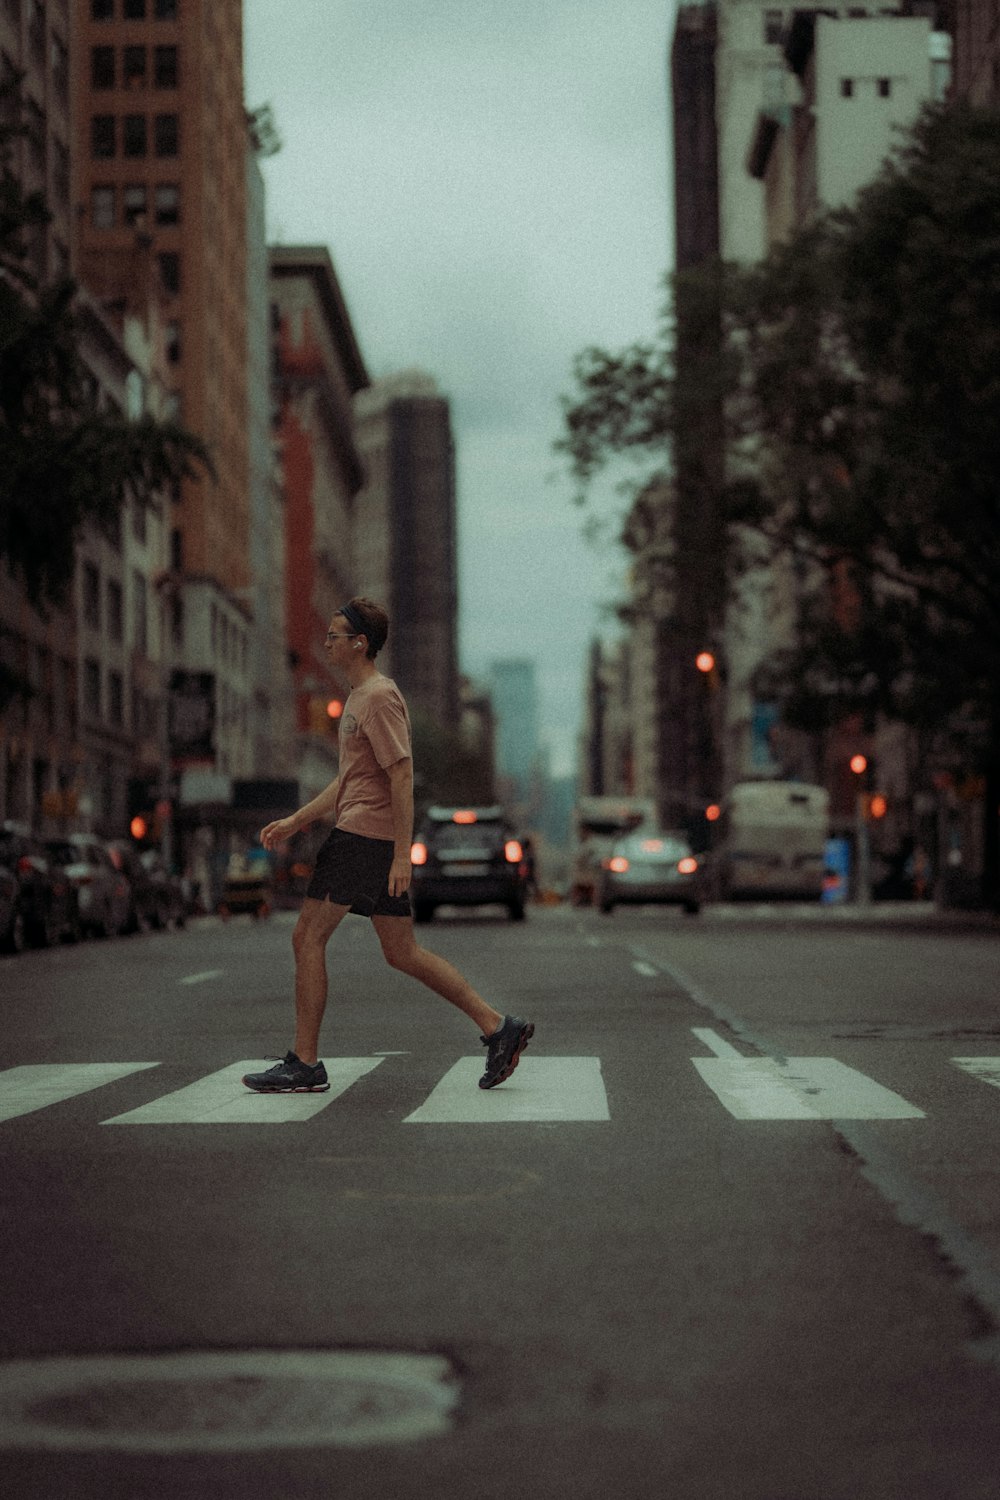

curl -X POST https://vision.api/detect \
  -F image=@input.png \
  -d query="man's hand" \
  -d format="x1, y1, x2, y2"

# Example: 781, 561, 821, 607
388, 855, 412, 898
260, 816, 298, 851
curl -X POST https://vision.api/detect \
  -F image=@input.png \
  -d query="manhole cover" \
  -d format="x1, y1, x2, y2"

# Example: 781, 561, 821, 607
0, 1350, 459, 1453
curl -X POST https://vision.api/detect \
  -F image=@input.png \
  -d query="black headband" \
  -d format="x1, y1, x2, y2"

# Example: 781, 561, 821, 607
339, 602, 366, 637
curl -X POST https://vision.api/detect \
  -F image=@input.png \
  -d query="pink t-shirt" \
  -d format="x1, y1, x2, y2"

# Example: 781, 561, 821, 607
334, 676, 412, 842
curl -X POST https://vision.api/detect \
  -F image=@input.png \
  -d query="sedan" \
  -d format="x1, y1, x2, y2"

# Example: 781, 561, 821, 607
45, 835, 131, 939
596, 831, 702, 916
0, 823, 80, 948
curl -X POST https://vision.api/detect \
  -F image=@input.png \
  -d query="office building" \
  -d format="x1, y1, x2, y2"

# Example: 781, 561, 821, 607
352, 371, 460, 725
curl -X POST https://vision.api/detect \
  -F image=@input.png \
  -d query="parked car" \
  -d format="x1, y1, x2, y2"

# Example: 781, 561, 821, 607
106, 841, 183, 932
595, 830, 702, 916
0, 859, 22, 952
44, 835, 131, 939
0, 823, 80, 948
409, 806, 530, 923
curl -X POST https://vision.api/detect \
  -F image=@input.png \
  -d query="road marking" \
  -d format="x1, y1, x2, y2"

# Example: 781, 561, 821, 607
102, 1059, 384, 1124
403, 1057, 610, 1123
179, 970, 224, 986
692, 1056, 925, 1120
691, 1027, 743, 1060
0, 1064, 160, 1123
952, 1058, 1000, 1090
632, 961, 658, 978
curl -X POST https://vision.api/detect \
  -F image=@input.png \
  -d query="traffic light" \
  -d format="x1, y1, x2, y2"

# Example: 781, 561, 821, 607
130, 815, 148, 841
327, 698, 344, 721
850, 754, 868, 776
695, 651, 716, 674
866, 794, 888, 820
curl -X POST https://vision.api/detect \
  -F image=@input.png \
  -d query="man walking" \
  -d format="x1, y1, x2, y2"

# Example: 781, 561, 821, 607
243, 598, 534, 1094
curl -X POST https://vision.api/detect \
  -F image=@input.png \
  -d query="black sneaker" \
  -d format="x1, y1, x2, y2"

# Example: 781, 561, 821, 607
479, 1016, 534, 1090
242, 1052, 330, 1093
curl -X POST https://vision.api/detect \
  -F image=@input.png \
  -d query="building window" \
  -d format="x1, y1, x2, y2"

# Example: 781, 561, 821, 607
155, 0, 178, 16
165, 319, 181, 363
153, 44, 177, 88
133, 570, 148, 654
123, 0, 146, 16
83, 562, 101, 629
91, 113, 115, 158
122, 114, 147, 157
123, 44, 146, 88
91, 44, 115, 88
108, 671, 124, 727
107, 580, 123, 641
123, 182, 147, 225
51, 34, 69, 104
91, 184, 115, 228
157, 250, 180, 294
91, 0, 114, 17
154, 181, 179, 224
84, 659, 101, 719
52, 138, 70, 208
764, 9, 783, 44
154, 112, 178, 156
840, 78, 855, 98
878, 77, 892, 97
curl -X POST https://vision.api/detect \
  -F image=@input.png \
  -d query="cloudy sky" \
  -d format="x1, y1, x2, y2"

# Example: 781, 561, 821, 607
243, 0, 679, 776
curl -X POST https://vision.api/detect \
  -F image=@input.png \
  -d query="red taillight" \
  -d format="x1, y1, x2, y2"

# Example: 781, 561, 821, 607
504, 840, 523, 864
453, 810, 477, 825
678, 856, 698, 875
608, 856, 630, 874
410, 842, 428, 866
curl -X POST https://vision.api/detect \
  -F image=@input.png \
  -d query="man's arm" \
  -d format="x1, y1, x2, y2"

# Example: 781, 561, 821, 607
386, 757, 414, 897
259, 776, 340, 850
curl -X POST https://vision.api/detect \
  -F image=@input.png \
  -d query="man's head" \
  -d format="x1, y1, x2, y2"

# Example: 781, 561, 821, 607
334, 597, 389, 661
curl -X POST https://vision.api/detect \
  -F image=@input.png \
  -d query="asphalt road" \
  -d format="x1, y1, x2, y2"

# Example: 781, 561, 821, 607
2, 901, 1000, 1499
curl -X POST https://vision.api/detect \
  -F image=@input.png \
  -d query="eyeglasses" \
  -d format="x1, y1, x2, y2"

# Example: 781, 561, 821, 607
325, 631, 360, 643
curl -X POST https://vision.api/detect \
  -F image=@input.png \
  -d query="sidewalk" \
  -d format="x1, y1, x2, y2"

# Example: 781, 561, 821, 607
694, 900, 1000, 934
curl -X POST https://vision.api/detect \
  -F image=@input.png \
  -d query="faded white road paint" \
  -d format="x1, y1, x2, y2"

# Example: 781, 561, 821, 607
102, 1058, 383, 1124
692, 1055, 925, 1120
179, 970, 224, 986
952, 1058, 1000, 1090
0, 1063, 160, 1123
404, 1057, 611, 1123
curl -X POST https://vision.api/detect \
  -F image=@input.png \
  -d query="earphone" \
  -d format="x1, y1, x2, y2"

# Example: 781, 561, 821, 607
355, 642, 363, 651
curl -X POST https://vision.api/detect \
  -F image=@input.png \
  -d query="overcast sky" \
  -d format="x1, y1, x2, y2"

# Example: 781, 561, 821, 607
243, 0, 679, 777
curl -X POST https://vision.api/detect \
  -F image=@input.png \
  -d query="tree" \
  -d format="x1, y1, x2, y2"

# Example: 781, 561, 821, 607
0, 88, 211, 633
560, 104, 1000, 903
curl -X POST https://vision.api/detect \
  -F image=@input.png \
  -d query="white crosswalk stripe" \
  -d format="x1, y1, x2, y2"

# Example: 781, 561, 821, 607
403, 1057, 610, 1123
951, 1058, 1000, 1091
0, 1063, 160, 1123
102, 1059, 385, 1124
692, 1054, 925, 1119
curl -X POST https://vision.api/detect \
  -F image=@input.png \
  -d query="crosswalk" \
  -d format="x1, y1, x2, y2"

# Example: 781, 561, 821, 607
2, 1035, 1000, 1127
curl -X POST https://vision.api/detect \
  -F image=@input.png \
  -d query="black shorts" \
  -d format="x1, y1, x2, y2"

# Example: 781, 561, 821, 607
306, 827, 411, 918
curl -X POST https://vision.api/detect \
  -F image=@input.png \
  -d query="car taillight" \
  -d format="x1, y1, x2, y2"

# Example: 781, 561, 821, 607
608, 856, 630, 874
410, 842, 428, 866
504, 840, 523, 864
678, 857, 698, 875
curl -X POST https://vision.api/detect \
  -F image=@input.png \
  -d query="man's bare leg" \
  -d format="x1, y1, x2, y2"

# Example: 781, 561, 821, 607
372, 914, 504, 1036
291, 896, 350, 1062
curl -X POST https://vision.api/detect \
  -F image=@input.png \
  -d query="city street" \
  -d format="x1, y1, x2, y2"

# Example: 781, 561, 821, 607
2, 903, 1000, 1498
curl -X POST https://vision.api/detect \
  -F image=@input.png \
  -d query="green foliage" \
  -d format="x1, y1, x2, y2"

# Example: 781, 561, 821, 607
0, 89, 211, 617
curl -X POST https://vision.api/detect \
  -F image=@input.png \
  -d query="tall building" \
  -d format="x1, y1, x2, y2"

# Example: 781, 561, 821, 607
490, 658, 540, 814
269, 246, 368, 801
352, 371, 459, 725
950, 0, 1000, 101
74, 0, 251, 602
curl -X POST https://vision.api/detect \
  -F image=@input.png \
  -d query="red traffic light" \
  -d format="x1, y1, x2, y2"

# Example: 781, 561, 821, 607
130, 816, 148, 840
695, 652, 716, 674
705, 803, 721, 823
327, 699, 344, 720
850, 754, 868, 775
868, 794, 888, 819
